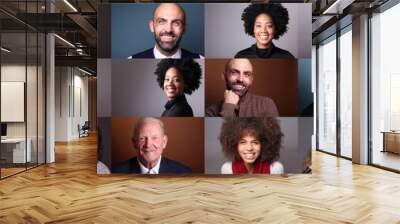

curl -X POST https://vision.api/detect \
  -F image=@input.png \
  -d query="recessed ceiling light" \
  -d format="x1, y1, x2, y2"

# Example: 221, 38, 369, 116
78, 67, 92, 76
322, 0, 355, 15
1, 47, 11, 53
63, 0, 78, 12
54, 34, 75, 48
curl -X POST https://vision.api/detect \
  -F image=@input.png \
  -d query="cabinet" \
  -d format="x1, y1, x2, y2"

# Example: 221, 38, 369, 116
382, 132, 400, 154
1, 138, 32, 163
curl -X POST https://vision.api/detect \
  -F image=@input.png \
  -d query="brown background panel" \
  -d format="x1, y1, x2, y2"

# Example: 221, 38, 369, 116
112, 117, 204, 173
205, 59, 298, 116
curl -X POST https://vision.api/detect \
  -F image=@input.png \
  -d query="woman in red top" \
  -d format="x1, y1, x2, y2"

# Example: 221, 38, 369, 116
219, 117, 284, 174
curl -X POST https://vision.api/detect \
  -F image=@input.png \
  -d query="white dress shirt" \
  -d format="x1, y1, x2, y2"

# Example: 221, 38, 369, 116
138, 156, 162, 174
127, 46, 204, 59
153, 46, 204, 59
153, 46, 181, 59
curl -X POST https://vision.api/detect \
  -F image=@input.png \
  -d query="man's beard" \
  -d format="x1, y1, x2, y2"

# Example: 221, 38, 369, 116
154, 32, 183, 54
226, 80, 249, 97
224, 74, 249, 97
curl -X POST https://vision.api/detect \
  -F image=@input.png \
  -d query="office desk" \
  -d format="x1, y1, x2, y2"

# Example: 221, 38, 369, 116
1, 138, 31, 163
382, 131, 400, 154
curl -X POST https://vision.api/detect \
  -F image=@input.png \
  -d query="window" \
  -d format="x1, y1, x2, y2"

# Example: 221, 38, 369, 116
370, 2, 400, 171
317, 35, 337, 154
339, 27, 352, 158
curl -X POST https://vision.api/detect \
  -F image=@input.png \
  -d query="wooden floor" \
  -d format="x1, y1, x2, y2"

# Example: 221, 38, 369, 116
1, 167, 26, 178
372, 150, 400, 171
1, 135, 400, 223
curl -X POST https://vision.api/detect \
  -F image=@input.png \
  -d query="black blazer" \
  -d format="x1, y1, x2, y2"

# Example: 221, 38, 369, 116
162, 95, 193, 117
235, 44, 294, 59
112, 157, 192, 174
130, 48, 201, 59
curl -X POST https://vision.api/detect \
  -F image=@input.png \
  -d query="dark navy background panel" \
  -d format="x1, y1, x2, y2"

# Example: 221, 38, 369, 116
298, 59, 313, 117
111, 3, 204, 58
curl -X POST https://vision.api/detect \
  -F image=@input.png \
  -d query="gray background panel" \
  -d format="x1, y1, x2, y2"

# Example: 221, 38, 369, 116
111, 59, 205, 117
97, 59, 112, 117
205, 3, 312, 58
205, 117, 312, 174
298, 59, 313, 116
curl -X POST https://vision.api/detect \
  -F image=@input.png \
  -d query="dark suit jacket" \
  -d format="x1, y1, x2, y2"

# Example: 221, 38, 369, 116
162, 94, 193, 117
235, 43, 294, 59
130, 48, 200, 59
112, 157, 192, 174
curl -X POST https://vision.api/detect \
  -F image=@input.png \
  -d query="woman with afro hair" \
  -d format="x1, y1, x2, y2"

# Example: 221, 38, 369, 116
235, 3, 294, 59
155, 58, 202, 117
219, 117, 284, 174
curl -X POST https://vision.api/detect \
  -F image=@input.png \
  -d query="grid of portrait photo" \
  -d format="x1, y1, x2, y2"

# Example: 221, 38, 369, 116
97, 2, 313, 175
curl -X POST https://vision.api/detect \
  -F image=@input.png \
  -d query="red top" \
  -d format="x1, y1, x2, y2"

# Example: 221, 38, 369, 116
232, 159, 271, 174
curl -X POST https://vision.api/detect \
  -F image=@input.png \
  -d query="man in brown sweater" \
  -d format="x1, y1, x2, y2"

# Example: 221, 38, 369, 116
205, 59, 279, 117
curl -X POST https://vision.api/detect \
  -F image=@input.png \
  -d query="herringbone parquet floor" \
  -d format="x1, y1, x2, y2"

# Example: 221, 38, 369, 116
1, 134, 400, 223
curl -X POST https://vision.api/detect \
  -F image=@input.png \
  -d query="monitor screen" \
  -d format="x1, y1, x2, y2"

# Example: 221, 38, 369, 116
1, 123, 7, 137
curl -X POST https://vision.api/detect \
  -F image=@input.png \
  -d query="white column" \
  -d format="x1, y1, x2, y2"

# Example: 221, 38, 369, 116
46, 33, 55, 163
352, 14, 369, 164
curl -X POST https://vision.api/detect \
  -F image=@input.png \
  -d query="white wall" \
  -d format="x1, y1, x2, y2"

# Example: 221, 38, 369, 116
72, 73, 89, 138
1, 65, 37, 138
1, 63, 46, 164
1, 65, 25, 124
55, 67, 89, 141
55, 66, 69, 141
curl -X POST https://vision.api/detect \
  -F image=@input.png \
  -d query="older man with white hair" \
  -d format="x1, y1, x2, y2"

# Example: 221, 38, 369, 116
112, 117, 192, 174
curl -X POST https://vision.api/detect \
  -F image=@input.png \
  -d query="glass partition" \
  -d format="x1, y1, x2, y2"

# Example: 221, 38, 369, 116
370, 2, 400, 171
27, 31, 38, 169
317, 35, 337, 155
1, 30, 28, 177
0, 1, 46, 179
339, 26, 352, 158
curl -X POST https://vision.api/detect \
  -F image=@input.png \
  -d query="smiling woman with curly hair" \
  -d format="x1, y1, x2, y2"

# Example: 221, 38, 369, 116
219, 117, 284, 174
235, 3, 294, 59
155, 58, 202, 117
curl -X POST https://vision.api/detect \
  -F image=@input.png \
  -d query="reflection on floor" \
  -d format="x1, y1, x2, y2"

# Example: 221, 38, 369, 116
373, 150, 400, 171
0, 167, 25, 177
0, 162, 42, 178
0, 135, 400, 223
